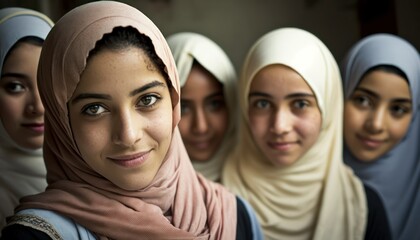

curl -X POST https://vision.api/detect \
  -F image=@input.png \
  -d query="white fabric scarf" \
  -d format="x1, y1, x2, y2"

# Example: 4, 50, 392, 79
223, 28, 367, 240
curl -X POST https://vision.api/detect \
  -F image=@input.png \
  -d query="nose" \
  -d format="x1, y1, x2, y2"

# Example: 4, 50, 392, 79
270, 108, 292, 135
365, 107, 386, 133
192, 107, 209, 134
112, 109, 142, 147
26, 87, 45, 116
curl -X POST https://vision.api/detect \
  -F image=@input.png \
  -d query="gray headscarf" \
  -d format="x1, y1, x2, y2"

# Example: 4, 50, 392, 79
0, 7, 53, 229
341, 33, 420, 240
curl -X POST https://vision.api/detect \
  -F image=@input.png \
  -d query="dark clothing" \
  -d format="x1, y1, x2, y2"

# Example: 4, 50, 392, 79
364, 184, 392, 240
236, 196, 253, 240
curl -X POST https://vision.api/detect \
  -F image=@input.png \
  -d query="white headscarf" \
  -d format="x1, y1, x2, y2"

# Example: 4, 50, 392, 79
167, 32, 238, 181
341, 33, 420, 240
0, 7, 53, 228
222, 28, 367, 240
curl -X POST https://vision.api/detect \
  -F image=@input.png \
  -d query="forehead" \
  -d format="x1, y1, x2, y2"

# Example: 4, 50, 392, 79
74, 47, 166, 93
250, 64, 314, 96
358, 70, 411, 99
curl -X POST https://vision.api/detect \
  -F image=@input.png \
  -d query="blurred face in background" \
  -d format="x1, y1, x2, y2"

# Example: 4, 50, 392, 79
0, 40, 44, 149
248, 64, 322, 167
344, 68, 412, 162
179, 63, 229, 162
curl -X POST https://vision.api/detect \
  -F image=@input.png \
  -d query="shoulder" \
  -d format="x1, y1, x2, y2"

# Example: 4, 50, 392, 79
236, 196, 264, 240
363, 184, 392, 240
1, 209, 97, 240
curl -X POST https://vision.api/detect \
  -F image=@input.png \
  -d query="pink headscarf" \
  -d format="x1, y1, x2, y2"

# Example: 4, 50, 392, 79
16, 1, 236, 239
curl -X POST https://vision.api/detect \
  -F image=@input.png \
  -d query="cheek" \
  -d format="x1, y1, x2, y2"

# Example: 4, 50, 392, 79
344, 104, 364, 130
389, 117, 412, 142
74, 123, 109, 160
299, 112, 322, 144
211, 111, 229, 135
248, 114, 269, 140
0, 96, 23, 121
178, 116, 191, 137
150, 105, 174, 144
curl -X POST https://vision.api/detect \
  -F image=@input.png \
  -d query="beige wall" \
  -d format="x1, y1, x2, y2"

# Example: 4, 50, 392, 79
1, 0, 418, 73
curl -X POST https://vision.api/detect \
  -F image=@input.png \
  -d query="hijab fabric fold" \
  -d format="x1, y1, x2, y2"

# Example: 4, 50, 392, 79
341, 33, 420, 240
0, 7, 52, 228
222, 28, 367, 240
15, 2, 236, 239
167, 32, 237, 181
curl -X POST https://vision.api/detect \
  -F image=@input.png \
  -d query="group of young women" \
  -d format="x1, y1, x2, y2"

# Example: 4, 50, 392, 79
0, 1, 419, 239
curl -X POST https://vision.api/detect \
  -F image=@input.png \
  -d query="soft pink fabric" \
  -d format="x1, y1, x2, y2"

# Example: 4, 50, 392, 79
16, 1, 236, 239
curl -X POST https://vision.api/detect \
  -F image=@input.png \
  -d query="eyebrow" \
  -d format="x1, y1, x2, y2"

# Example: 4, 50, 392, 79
205, 92, 224, 100
1, 72, 27, 79
71, 80, 166, 105
129, 80, 165, 97
356, 87, 412, 103
249, 92, 315, 99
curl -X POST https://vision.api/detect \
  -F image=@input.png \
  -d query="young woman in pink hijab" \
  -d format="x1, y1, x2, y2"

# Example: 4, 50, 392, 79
1, 1, 262, 239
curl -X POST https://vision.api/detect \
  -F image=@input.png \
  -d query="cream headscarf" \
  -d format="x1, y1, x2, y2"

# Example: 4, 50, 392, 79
16, 1, 236, 239
167, 32, 238, 181
0, 7, 53, 228
222, 28, 367, 240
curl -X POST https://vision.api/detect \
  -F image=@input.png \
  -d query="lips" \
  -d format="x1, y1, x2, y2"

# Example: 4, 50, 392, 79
21, 123, 44, 133
268, 141, 297, 151
357, 135, 385, 149
108, 150, 151, 168
187, 138, 213, 150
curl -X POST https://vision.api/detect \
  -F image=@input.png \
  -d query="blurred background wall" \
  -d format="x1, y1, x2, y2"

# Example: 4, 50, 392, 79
1, 0, 418, 72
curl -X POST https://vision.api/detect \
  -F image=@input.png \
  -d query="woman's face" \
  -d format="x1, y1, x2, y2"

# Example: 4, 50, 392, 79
179, 64, 229, 162
69, 47, 173, 190
344, 69, 412, 162
0, 42, 44, 149
248, 64, 322, 167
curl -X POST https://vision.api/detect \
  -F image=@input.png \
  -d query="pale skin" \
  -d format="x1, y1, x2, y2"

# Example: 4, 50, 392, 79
179, 64, 229, 162
248, 64, 322, 167
0, 42, 44, 149
344, 69, 412, 162
69, 47, 173, 191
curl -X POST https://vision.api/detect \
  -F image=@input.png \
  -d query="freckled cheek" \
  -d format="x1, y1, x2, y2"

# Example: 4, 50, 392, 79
148, 112, 173, 141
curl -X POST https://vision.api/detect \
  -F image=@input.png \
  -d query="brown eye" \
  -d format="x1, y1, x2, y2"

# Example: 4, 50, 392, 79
137, 94, 161, 108
82, 104, 106, 116
254, 99, 270, 109
352, 95, 371, 108
292, 100, 309, 109
390, 105, 410, 117
5, 82, 25, 93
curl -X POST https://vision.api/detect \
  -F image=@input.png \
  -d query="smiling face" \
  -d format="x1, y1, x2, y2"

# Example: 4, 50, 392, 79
69, 47, 173, 190
344, 69, 412, 162
179, 63, 229, 162
0, 41, 44, 149
248, 64, 322, 167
